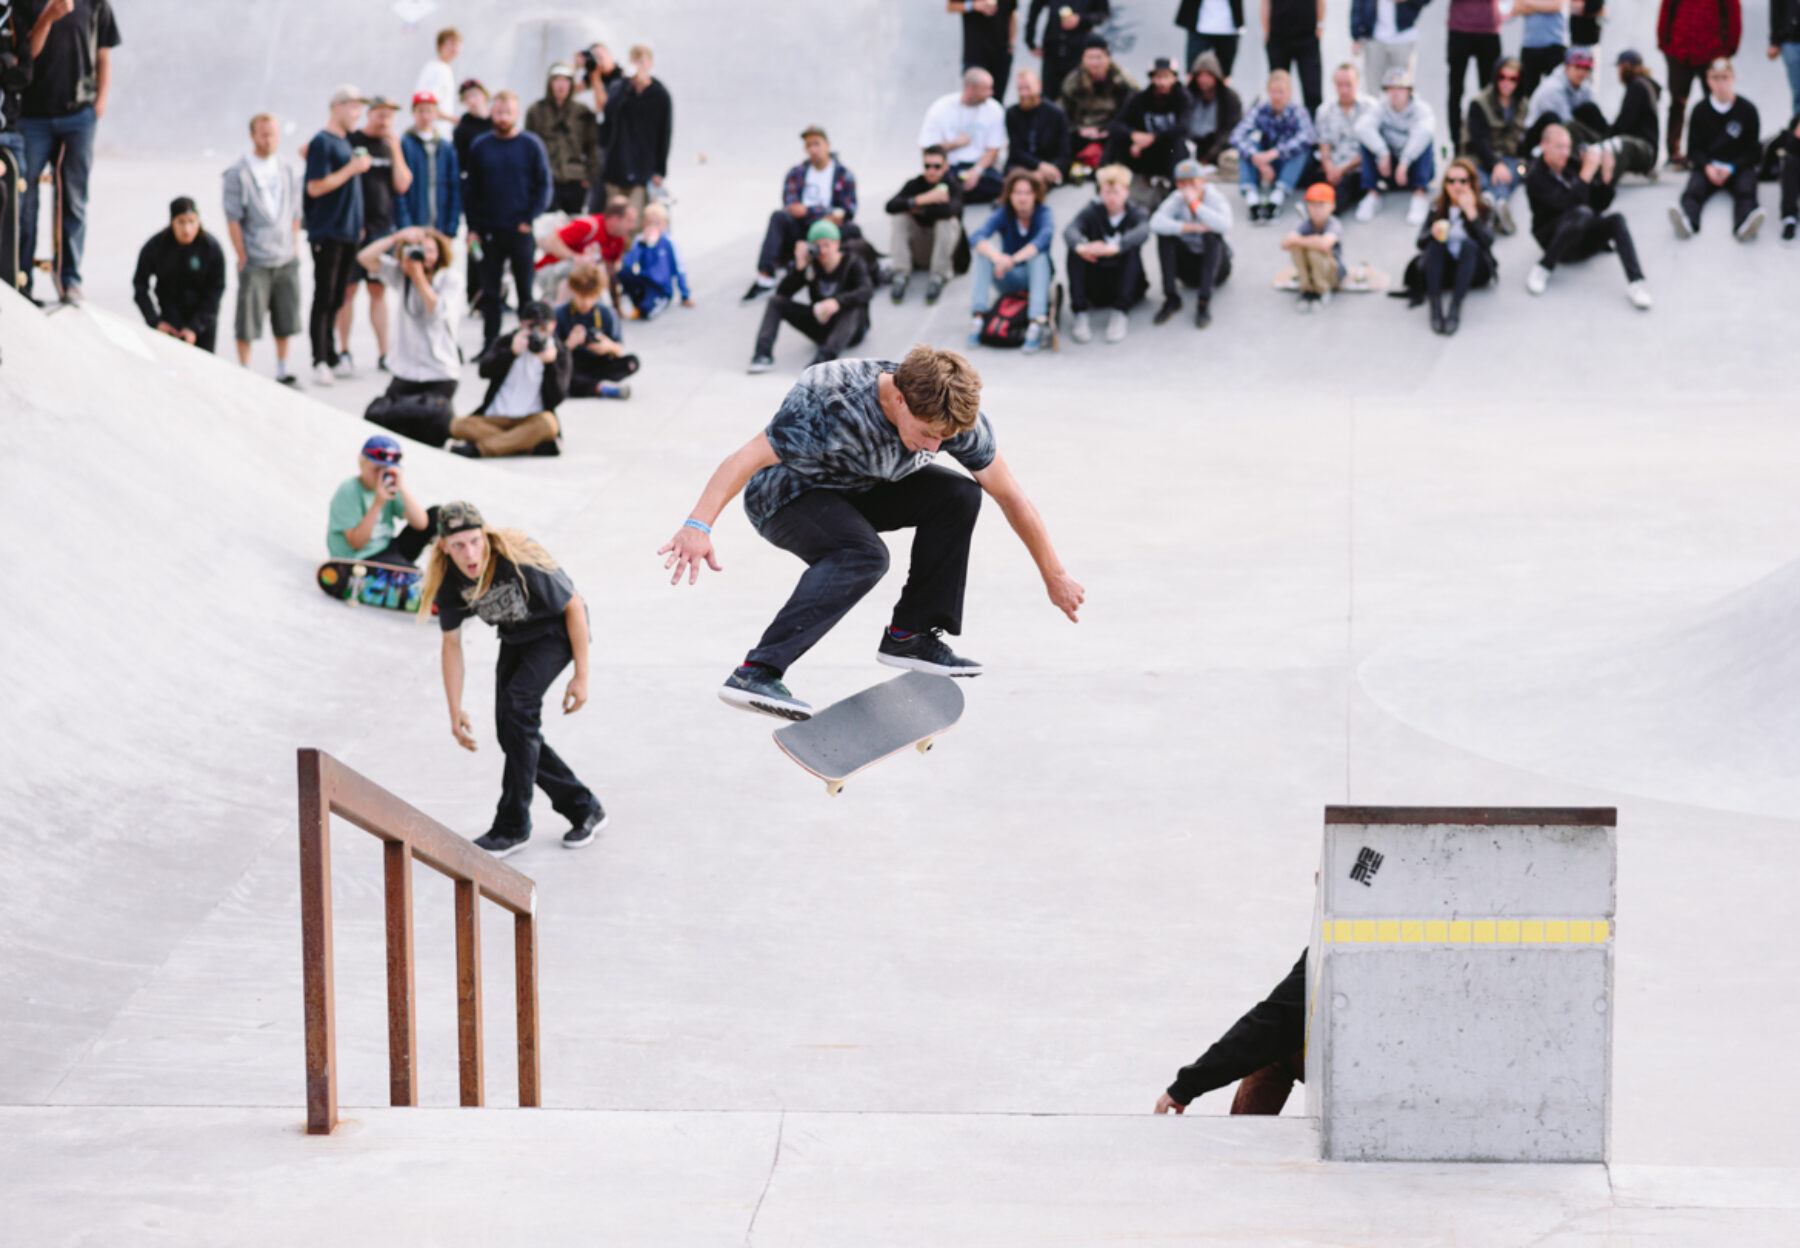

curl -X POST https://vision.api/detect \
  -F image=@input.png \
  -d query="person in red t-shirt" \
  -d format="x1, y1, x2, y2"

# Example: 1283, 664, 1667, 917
534, 196, 637, 302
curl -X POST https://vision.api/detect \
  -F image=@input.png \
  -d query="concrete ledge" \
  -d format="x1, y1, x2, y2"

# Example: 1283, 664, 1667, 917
1325, 806, 1618, 826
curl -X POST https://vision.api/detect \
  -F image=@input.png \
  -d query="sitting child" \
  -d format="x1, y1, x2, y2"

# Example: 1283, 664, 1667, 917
555, 263, 639, 399
1278, 183, 1345, 311
615, 203, 694, 320
326, 435, 434, 566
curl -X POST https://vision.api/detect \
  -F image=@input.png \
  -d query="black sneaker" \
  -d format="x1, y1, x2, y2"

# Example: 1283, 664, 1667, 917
531, 438, 562, 457
719, 664, 813, 720
742, 278, 774, 302
474, 829, 530, 859
876, 628, 983, 677
450, 441, 481, 458
564, 804, 608, 848
924, 275, 945, 305
1194, 301, 1213, 329
890, 273, 910, 304
1153, 297, 1181, 326
1784, 218, 1798, 243
747, 354, 775, 374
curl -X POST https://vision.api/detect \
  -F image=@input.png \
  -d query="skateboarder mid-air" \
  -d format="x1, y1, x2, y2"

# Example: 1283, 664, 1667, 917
420, 502, 607, 858
658, 346, 1085, 719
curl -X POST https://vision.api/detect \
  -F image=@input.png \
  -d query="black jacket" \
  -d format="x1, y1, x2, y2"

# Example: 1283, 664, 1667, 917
1175, 0, 1245, 31
0, 2, 33, 131
452, 114, 493, 181
885, 173, 964, 223
1525, 156, 1618, 248
1005, 100, 1073, 177
1061, 198, 1151, 253
1777, 0, 1800, 45
132, 227, 226, 339
1166, 953, 1305, 1106
1685, 95, 1761, 171
474, 335, 574, 416
602, 77, 673, 188
774, 250, 874, 311
1027, 0, 1111, 57
1119, 83, 1194, 141
1609, 76, 1662, 150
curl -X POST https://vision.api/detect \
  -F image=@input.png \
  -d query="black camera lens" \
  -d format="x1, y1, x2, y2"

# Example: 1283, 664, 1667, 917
527, 331, 549, 353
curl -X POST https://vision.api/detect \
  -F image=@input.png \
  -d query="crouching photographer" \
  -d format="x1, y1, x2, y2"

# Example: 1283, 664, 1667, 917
360, 226, 462, 445
449, 299, 572, 458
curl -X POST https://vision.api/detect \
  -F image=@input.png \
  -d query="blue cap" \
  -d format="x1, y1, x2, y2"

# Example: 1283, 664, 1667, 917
361, 434, 403, 464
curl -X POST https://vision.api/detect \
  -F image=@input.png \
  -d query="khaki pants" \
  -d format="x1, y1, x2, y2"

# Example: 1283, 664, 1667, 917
889, 214, 959, 280
449, 411, 560, 458
1293, 247, 1341, 294
1361, 39, 1417, 93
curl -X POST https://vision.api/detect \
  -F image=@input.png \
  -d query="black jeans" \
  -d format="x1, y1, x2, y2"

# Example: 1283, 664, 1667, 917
1446, 31, 1502, 149
1783, 150, 1800, 220
1157, 233, 1231, 302
386, 376, 459, 401
1679, 165, 1760, 231
551, 182, 588, 215
364, 508, 439, 568
309, 239, 360, 367
1666, 58, 1703, 160
1104, 130, 1191, 182
569, 349, 640, 396
1542, 206, 1643, 282
747, 466, 982, 674
477, 226, 537, 347
965, 51, 1013, 103
1067, 247, 1146, 312
754, 211, 865, 277
1266, 37, 1324, 113
1423, 240, 1491, 306
491, 630, 598, 838
1185, 32, 1239, 77
1518, 43, 1566, 103
754, 294, 869, 363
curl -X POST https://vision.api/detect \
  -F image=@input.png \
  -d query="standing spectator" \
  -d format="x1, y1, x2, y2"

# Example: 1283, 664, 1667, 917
602, 45, 673, 219
526, 64, 600, 215
303, 87, 370, 387
615, 203, 692, 320
1774, 0, 1800, 120
966, 168, 1056, 353
1669, 58, 1765, 240
1350, 0, 1429, 94
887, 145, 965, 304
747, 220, 874, 372
132, 197, 225, 353
1516, 0, 1570, 102
465, 90, 552, 349
535, 196, 636, 305
1445, 0, 1503, 149
357, 226, 461, 405
1770, 113, 1800, 240
0, 5, 33, 188
452, 80, 492, 312
18, 0, 121, 306
1353, 68, 1436, 225
222, 113, 303, 384
1603, 50, 1663, 177
415, 27, 462, 125
1233, 69, 1316, 221
1310, 62, 1374, 215
556, 263, 637, 400
1279, 182, 1344, 308
1027, 0, 1110, 106
743, 125, 860, 301
1524, 122, 1653, 307
1064, 164, 1149, 342
450, 303, 573, 459
396, 92, 462, 240
1525, 48, 1606, 147
1185, 50, 1244, 169
950, 0, 1020, 103
1264, 0, 1326, 113
920, 68, 1009, 203
577, 44, 625, 214
1410, 157, 1496, 335
1175, 0, 1245, 79
1150, 157, 1233, 326
1464, 57, 1528, 234
1062, 36, 1137, 180
338, 95, 413, 376
1006, 69, 1073, 186
1658, 0, 1742, 167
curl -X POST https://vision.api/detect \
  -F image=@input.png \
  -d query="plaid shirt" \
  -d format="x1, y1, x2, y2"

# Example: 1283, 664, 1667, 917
781, 159, 859, 223
1229, 100, 1317, 162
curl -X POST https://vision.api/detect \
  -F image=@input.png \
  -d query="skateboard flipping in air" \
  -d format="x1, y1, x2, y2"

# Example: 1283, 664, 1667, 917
656, 346, 1085, 740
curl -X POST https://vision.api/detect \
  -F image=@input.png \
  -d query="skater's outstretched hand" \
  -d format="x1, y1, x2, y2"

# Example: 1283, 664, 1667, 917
451, 709, 477, 752
1047, 570, 1085, 622
563, 673, 588, 714
1154, 1093, 1185, 1115
659, 524, 722, 585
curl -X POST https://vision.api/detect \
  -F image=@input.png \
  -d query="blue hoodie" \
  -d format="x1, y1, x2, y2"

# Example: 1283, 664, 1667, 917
465, 129, 552, 232
395, 129, 462, 235
619, 232, 691, 300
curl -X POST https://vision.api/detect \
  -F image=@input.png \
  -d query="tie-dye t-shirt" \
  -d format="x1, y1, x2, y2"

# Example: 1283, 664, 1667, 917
744, 359, 998, 533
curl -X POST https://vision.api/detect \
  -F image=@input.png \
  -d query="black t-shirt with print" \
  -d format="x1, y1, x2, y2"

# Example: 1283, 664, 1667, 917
435, 554, 576, 646
348, 130, 400, 237
22, 0, 120, 119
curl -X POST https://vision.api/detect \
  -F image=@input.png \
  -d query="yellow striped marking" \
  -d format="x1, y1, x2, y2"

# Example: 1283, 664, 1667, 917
1323, 918, 1612, 945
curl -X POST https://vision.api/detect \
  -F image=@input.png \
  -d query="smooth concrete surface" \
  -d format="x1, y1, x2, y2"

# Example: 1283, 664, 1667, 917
5, 1, 1800, 1242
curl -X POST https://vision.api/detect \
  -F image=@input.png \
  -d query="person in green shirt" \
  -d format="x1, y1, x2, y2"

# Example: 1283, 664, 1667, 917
326, 434, 433, 564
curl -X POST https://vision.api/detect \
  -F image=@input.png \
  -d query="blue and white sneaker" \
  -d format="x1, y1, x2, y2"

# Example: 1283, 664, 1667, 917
719, 664, 813, 720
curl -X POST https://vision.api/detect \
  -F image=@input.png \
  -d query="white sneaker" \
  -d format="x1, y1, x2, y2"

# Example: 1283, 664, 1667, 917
1668, 205, 1693, 239
1405, 193, 1429, 226
1735, 207, 1766, 242
312, 362, 335, 387
1070, 311, 1092, 343
1626, 280, 1653, 310
1526, 264, 1550, 296
1355, 194, 1379, 223
1496, 199, 1516, 236
332, 352, 356, 379
1104, 309, 1128, 343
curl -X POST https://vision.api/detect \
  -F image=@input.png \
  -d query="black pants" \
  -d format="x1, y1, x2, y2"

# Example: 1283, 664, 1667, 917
309, 239, 360, 367
952, 162, 1004, 204
363, 507, 439, 568
1542, 206, 1643, 282
477, 226, 537, 347
386, 376, 458, 401
1518, 43, 1565, 103
1157, 233, 1230, 303
1185, 32, 1239, 78
1043, 51, 1080, 104
1266, 37, 1324, 113
1679, 165, 1759, 231
1067, 248, 1146, 312
1666, 58, 1703, 160
569, 349, 640, 396
551, 182, 588, 215
754, 210, 865, 277
1423, 240, 1492, 305
491, 630, 598, 838
1446, 31, 1502, 149
754, 294, 869, 362
965, 51, 1013, 103
747, 467, 982, 674
1783, 150, 1800, 220
1104, 130, 1189, 182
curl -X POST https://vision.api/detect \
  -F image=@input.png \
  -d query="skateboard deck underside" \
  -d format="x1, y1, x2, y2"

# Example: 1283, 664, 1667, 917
317, 560, 424, 613
774, 671, 965, 788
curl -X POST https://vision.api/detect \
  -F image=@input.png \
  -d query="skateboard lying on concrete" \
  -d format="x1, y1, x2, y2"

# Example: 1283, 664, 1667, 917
774, 671, 964, 796
316, 560, 425, 614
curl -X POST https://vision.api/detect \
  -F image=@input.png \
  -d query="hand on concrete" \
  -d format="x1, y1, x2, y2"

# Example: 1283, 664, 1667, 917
1155, 1093, 1185, 1114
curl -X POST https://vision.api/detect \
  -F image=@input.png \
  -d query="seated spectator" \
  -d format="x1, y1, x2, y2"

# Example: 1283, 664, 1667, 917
747, 220, 873, 373
616, 203, 693, 319
1524, 123, 1652, 308
450, 300, 574, 458
222, 113, 304, 384
743, 125, 861, 300
1110, 57, 1193, 186
967, 168, 1056, 353
1062, 36, 1139, 181
397, 92, 463, 240
1669, 59, 1766, 242
1185, 51, 1244, 170
1524, 47, 1606, 148
133, 197, 227, 353
1064, 164, 1150, 343
328, 435, 433, 567
1599, 50, 1662, 179
1353, 68, 1436, 225
358, 225, 461, 403
556, 263, 638, 399
1029, 0, 1111, 107
1310, 63, 1374, 217
919, 68, 1008, 204
1464, 57, 1528, 235
1150, 157, 1233, 327
525, 63, 601, 214
535, 197, 637, 305
1005, 69, 1072, 186
1769, 114, 1800, 241
887, 145, 965, 304
1231, 69, 1317, 222
1407, 157, 1496, 336
1279, 182, 1344, 309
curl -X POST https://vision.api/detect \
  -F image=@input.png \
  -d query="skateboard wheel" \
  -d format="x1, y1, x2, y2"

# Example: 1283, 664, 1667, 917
917, 738, 934, 754
827, 782, 844, 797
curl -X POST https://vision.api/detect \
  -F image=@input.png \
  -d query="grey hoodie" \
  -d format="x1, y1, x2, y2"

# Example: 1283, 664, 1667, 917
221, 154, 302, 268
1150, 186, 1233, 252
1353, 92, 1436, 168
1524, 68, 1597, 133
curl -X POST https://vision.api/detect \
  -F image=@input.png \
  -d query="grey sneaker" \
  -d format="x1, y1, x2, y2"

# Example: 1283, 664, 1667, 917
1669, 205, 1694, 239
474, 829, 530, 859
719, 664, 813, 720
877, 628, 983, 677
563, 804, 608, 848
747, 353, 775, 373
891, 273, 910, 303
924, 275, 945, 304
1735, 207, 1766, 242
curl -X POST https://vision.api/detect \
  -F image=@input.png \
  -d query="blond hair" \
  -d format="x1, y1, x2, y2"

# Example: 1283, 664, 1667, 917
417, 528, 559, 625
492, 89, 521, 108
1096, 163, 1132, 189
1268, 68, 1293, 89
248, 112, 277, 135
642, 202, 669, 228
892, 345, 981, 436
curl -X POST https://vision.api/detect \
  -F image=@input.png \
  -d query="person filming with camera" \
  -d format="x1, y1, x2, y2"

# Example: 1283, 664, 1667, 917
746, 219, 873, 374
357, 223, 460, 404
448, 299, 572, 459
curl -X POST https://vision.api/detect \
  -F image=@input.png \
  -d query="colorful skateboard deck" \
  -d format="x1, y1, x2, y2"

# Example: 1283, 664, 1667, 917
773, 671, 965, 796
1273, 264, 1390, 293
316, 560, 425, 613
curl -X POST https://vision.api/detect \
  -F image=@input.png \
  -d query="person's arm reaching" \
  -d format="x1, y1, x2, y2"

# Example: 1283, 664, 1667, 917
561, 595, 590, 714
658, 433, 782, 585
970, 452, 1084, 621
1156, 952, 1308, 1113
441, 629, 477, 750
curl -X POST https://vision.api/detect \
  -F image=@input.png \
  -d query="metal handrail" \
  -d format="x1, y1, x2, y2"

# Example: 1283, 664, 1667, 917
297, 747, 541, 1135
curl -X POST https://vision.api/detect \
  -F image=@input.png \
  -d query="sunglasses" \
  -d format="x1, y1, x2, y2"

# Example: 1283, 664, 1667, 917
364, 448, 402, 465
923, 162, 946, 170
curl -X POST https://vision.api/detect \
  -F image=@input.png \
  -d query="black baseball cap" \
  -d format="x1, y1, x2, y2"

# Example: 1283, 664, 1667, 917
519, 299, 553, 325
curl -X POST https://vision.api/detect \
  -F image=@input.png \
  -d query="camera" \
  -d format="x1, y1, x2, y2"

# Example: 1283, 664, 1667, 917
578, 48, 599, 79
526, 330, 549, 354
402, 245, 426, 264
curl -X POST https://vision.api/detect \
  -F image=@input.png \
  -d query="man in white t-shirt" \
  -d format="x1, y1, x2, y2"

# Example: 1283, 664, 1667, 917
450, 300, 574, 458
918, 68, 1008, 203
415, 26, 462, 136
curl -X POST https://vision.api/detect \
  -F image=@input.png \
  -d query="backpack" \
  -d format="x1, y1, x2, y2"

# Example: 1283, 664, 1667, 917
978, 291, 1031, 348
364, 390, 455, 447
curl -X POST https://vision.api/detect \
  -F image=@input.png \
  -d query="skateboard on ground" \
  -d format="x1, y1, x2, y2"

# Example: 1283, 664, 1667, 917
1046, 280, 1064, 353
1273, 264, 1390, 294
316, 560, 425, 613
773, 671, 965, 796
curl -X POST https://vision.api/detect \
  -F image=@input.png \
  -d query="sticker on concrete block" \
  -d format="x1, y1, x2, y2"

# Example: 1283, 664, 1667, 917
1349, 846, 1384, 886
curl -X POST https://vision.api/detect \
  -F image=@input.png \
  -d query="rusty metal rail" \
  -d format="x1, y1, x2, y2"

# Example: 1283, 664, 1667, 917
297, 747, 540, 1135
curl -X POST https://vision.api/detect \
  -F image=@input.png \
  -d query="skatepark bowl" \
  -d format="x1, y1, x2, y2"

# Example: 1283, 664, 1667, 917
3, 1, 1799, 1243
